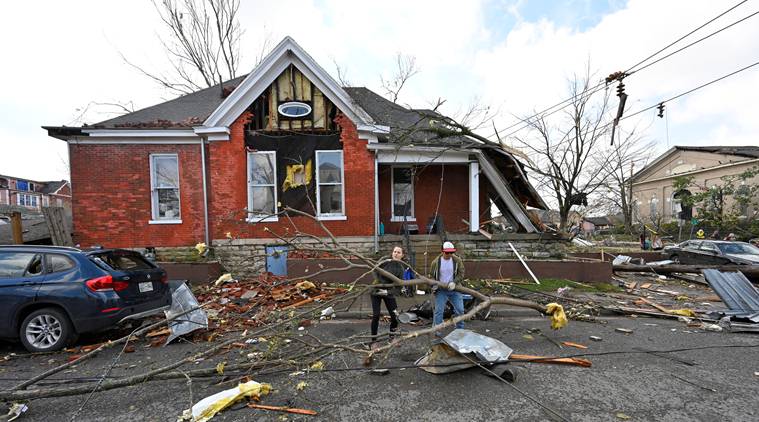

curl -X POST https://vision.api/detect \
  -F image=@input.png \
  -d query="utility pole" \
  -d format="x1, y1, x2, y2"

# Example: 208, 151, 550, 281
11, 211, 23, 244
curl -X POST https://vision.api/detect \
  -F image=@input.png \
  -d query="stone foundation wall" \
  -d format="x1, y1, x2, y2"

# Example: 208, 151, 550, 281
200, 234, 567, 278
210, 236, 377, 277
154, 246, 206, 263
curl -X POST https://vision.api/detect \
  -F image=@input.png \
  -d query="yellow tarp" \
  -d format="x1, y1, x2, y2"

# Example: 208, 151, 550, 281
283, 160, 312, 191
190, 380, 272, 422
546, 303, 568, 330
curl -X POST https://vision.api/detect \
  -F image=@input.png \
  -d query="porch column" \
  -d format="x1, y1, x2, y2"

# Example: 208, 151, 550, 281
469, 161, 479, 232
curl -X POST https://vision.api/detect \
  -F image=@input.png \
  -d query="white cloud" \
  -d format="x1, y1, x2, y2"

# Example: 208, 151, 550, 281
1, 0, 757, 183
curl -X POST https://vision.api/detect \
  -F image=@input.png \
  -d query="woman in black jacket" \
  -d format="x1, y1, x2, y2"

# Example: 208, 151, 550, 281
370, 246, 406, 344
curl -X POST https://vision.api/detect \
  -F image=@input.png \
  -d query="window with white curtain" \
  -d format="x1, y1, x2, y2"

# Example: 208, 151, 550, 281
150, 154, 181, 221
315, 150, 344, 217
247, 151, 277, 220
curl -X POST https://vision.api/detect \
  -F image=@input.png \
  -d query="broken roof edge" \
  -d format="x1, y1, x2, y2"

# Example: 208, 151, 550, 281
485, 147, 548, 210
368, 143, 547, 213
43, 126, 87, 141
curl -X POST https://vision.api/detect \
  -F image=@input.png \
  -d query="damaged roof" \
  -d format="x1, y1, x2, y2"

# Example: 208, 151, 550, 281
48, 79, 545, 212
675, 146, 759, 159
343, 87, 473, 147
94, 75, 248, 128
70, 80, 473, 148
39, 180, 68, 194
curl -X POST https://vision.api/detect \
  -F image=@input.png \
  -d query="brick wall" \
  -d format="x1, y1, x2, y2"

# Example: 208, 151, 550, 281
68, 143, 205, 248
211, 233, 566, 278
379, 164, 489, 235
207, 112, 376, 240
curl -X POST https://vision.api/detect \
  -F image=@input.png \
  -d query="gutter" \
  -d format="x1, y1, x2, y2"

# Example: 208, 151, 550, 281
374, 153, 379, 253
200, 137, 210, 247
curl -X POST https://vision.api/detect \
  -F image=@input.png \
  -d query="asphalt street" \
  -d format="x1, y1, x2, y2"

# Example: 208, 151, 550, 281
1, 314, 758, 421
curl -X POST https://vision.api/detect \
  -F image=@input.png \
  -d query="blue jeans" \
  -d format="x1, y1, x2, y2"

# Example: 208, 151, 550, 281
433, 289, 465, 329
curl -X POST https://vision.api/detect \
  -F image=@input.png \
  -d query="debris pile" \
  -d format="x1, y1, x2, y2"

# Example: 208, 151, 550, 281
191, 273, 347, 337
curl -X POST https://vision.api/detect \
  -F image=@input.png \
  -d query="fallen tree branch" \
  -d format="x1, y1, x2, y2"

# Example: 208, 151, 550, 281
11, 302, 210, 392
0, 288, 366, 401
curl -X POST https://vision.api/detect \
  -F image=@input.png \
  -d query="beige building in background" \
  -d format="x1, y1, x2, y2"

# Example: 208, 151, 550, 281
630, 146, 759, 222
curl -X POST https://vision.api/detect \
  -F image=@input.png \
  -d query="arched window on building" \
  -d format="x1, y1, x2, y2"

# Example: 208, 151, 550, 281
672, 190, 692, 221
650, 195, 659, 218
632, 197, 641, 223
736, 184, 750, 217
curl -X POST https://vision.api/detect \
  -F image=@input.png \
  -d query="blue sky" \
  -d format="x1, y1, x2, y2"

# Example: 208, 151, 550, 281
1, 0, 757, 182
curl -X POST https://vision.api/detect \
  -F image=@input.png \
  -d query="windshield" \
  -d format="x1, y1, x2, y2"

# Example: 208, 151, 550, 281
717, 243, 759, 255
90, 251, 154, 271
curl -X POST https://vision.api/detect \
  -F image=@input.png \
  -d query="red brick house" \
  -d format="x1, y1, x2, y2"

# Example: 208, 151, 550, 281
45, 37, 546, 257
0, 175, 71, 212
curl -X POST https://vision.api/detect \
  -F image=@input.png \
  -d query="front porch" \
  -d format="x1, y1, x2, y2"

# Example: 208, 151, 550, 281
377, 161, 485, 236
371, 144, 545, 237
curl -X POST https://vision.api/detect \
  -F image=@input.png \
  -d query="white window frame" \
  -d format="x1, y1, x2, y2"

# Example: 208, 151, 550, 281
315, 150, 346, 220
390, 165, 415, 222
17, 193, 39, 208
149, 153, 182, 224
246, 151, 278, 222
650, 196, 658, 217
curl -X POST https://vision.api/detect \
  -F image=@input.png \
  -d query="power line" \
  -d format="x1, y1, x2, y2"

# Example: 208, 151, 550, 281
625, 0, 749, 73
629, 8, 759, 76
620, 59, 759, 123
488, 0, 753, 141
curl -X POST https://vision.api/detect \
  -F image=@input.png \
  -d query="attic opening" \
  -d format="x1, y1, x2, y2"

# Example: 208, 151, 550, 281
245, 64, 339, 133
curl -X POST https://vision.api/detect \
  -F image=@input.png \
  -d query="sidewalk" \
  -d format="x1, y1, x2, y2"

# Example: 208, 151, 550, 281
334, 291, 542, 319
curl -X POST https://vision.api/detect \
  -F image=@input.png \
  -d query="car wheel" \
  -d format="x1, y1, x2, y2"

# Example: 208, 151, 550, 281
19, 308, 74, 353
670, 254, 680, 264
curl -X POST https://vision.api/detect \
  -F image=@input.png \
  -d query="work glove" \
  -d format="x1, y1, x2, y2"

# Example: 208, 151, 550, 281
374, 289, 388, 296
446, 282, 456, 291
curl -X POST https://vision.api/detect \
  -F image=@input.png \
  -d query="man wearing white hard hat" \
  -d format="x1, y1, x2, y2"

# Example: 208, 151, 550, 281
429, 241, 466, 332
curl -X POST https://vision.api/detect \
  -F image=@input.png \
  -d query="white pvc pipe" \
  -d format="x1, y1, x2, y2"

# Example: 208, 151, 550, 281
508, 242, 540, 285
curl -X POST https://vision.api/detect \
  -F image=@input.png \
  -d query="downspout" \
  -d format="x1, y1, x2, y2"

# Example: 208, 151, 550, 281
374, 152, 379, 253
200, 137, 210, 246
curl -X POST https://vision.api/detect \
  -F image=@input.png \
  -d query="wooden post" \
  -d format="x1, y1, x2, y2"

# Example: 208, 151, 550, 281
11, 212, 23, 244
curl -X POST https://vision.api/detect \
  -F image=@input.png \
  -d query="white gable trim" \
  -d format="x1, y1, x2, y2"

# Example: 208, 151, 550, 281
201, 37, 377, 139
193, 126, 230, 141
368, 144, 471, 164
630, 146, 677, 182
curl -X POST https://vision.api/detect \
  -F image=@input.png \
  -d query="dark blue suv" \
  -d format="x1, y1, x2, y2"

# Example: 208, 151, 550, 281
0, 245, 171, 352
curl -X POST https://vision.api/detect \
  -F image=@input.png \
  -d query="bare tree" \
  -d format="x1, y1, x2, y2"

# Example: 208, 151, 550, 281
68, 101, 136, 126
511, 69, 614, 230
597, 128, 654, 233
380, 53, 419, 103
122, 0, 244, 95
331, 58, 352, 87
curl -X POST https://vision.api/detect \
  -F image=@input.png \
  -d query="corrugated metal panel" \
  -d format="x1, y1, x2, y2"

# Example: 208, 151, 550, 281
702, 269, 759, 313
